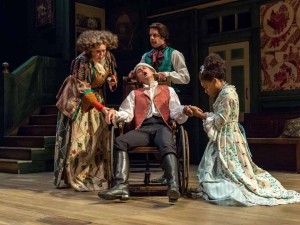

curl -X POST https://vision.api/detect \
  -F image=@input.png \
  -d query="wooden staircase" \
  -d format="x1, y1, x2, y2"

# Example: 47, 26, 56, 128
0, 105, 57, 173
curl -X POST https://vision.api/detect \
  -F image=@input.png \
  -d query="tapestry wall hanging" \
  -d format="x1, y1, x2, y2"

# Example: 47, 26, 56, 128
260, 0, 300, 91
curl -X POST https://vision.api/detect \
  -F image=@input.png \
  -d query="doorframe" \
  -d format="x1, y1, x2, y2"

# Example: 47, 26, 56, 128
209, 41, 250, 120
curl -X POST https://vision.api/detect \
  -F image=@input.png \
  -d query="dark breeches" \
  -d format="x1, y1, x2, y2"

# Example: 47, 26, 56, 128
114, 117, 176, 157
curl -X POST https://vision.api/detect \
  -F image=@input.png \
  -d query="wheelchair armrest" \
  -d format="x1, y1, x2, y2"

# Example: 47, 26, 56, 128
170, 119, 177, 130
169, 119, 177, 136
108, 120, 125, 134
118, 120, 125, 134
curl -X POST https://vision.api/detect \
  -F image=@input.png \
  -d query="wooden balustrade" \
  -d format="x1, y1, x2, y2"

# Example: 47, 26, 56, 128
2, 62, 9, 74
0, 62, 9, 144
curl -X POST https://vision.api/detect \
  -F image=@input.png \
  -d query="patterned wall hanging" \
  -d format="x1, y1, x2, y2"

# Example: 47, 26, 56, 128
260, 0, 300, 91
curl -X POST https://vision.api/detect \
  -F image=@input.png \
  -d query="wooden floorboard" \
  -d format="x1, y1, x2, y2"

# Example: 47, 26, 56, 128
1, 166, 300, 225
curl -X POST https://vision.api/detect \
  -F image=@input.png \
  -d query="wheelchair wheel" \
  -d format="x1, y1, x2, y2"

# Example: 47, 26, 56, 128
177, 125, 189, 195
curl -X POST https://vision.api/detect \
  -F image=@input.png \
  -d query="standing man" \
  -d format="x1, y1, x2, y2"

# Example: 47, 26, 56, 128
130, 22, 190, 84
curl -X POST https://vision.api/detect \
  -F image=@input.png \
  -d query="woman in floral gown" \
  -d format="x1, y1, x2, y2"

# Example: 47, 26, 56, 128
190, 53, 300, 206
54, 30, 118, 191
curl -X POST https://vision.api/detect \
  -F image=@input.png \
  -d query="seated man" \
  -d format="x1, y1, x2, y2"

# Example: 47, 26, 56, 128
98, 63, 192, 202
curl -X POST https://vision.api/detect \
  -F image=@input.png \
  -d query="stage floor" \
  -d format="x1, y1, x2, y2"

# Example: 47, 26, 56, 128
1, 165, 300, 225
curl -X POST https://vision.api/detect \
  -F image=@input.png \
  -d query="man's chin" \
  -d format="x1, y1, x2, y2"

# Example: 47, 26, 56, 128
143, 77, 150, 83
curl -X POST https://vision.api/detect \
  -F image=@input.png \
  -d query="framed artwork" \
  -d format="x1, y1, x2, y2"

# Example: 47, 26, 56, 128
107, 5, 140, 53
75, 3, 105, 54
75, 3, 105, 34
35, 0, 54, 28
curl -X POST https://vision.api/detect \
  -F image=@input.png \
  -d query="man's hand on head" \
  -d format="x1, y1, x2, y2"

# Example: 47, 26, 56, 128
157, 72, 167, 81
128, 70, 135, 78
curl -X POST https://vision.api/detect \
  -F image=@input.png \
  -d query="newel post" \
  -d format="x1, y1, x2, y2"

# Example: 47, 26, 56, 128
0, 62, 9, 144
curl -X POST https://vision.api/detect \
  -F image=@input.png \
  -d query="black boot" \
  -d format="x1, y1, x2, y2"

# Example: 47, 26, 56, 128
151, 173, 167, 185
151, 153, 167, 185
98, 151, 130, 201
163, 154, 181, 202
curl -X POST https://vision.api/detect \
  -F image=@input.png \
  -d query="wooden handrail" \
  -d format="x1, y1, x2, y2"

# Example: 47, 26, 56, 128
2, 62, 9, 74
0, 62, 6, 144
2, 56, 69, 136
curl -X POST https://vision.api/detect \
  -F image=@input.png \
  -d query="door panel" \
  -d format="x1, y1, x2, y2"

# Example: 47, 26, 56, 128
209, 41, 250, 121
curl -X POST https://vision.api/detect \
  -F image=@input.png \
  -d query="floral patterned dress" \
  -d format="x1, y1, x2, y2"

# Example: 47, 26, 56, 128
54, 52, 117, 191
197, 84, 300, 206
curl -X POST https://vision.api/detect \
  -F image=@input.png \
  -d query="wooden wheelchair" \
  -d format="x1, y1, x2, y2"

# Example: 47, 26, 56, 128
107, 77, 190, 196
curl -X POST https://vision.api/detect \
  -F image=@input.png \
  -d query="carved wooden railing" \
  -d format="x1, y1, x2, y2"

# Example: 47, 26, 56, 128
1, 56, 69, 137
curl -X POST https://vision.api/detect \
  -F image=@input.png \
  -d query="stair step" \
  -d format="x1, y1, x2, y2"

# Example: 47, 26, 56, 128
0, 105, 57, 174
18, 125, 56, 136
40, 105, 58, 115
0, 147, 37, 160
0, 147, 53, 161
30, 114, 57, 125
3, 136, 45, 147
0, 159, 28, 174
0, 159, 53, 174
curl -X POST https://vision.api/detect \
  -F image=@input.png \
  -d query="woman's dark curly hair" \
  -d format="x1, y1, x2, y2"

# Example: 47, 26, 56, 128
199, 53, 226, 81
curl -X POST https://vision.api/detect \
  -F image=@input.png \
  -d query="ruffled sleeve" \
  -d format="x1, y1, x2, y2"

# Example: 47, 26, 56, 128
169, 87, 188, 124
72, 54, 99, 113
203, 112, 219, 141
116, 90, 135, 123
202, 85, 238, 141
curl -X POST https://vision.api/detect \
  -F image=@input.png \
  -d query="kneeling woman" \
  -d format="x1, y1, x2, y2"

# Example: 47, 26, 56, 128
190, 53, 300, 206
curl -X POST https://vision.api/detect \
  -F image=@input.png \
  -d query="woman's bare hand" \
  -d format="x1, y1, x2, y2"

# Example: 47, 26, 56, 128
105, 108, 116, 124
189, 105, 205, 118
101, 107, 110, 115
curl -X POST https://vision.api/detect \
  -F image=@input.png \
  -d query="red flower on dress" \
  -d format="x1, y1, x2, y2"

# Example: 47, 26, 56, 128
70, 149, 77, 155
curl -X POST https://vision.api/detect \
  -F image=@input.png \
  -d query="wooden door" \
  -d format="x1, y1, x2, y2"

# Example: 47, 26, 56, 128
209, 41, 250, 121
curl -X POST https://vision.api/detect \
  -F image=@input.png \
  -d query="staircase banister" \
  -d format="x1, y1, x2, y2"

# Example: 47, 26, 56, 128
0, 62, 8, 144
11, 56, 39, 77
3, 56, 69, 136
